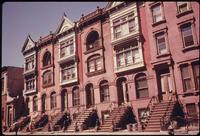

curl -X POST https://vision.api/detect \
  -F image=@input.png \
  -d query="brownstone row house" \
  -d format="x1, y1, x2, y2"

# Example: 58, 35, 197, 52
4, 1, 199, 133
1, 66, 24, 130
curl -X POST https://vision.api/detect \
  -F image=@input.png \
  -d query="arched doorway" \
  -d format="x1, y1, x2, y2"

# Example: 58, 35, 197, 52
85, 83, 95, 108
116, 77, 129, 105
61, 89, 68, 111
41, 94, 46, 113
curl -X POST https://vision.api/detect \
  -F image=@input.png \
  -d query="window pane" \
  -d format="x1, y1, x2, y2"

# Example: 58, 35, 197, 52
96, 59, 101, 70
114, 25, 121, 38
181, 66, 190, 78
133, 49, 140, 63
152, 5, 162, 23
138, 89, 149, 98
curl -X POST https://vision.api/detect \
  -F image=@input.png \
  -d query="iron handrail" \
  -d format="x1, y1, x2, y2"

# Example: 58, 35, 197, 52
141, 96, 158, 126
160, 93, 176, 130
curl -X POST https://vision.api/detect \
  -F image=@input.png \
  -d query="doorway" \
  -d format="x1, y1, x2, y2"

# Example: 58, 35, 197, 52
116, 77, 129, 105
41, 94, 46, 113
61, 89, 68, 111
156, 66, 173, 101
85, 84, 95, 108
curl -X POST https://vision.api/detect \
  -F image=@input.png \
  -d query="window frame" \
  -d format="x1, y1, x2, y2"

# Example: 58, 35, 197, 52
135, 74, 149, 99
151, 3, 163, 24
72, 87, 80, 106
100, 81, 110, 102
60, 38, 74, 58
87, 55, 102, 73
25, 55, 35, 71
50, 92, 57, 109
180, 65, 192, 92
155, 32, 168, 55
43, 70, 52, 86
43, 51, 51, 67
192, 62, 199, 90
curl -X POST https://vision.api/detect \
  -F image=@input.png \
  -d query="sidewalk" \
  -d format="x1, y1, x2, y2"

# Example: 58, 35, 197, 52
3, 130, 199, 135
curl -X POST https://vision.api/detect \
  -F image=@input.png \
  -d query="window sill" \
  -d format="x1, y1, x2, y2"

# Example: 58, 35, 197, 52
156, 52, 171, 58
152, 19, 166, 27
43, 83, 54, 88
176, 9, 193, 18
86, 69, 105, 77
182, 44, 199, 52
84, 46, 102, 55
41, 64, 53, 70
182, 90, 199, 97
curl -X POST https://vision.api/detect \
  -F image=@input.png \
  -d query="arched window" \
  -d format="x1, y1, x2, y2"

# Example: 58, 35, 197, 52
100, 80, 110, 102
86, 31, 99, 50
50, 92, 57, 109
87, 55, 101, 73
72, 87, 80, 106
135, 73, 149, 99
43, 51, 51, 67
43, 70, 52, 85
33, 96, 38, 112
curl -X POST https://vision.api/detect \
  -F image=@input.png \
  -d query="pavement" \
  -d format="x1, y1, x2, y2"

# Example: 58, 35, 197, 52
3, 130, 199, 135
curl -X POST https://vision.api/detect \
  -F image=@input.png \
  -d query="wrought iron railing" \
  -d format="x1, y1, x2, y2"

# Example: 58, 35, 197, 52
140, 96, 159, 128
160, 93, 176, 130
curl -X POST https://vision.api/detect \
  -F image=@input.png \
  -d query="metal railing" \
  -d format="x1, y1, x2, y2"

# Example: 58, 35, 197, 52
160, 93, 176, 130
140, 96, 159, 128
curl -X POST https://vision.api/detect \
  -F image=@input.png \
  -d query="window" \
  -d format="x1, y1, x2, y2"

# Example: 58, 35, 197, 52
25, 55, 34, 71
86, 31, 99, 50
116, 43, 140, 68
152, 4, 163, 23
50, 92, 57, 109
43, 51, 51, 67
33, 96, 38, 112
192, 63, 199, 90
113, 12, 135, 39
181, 65, 192, 91
135, 74, 149, 99
100, 80, 110, 102
72, 87, 80, 106
155, 32, 167, 55
26, 77, 35, 91
43, 70, 52, 85
181, 23, 194, 47
177, 2, 189, 13
60, 38, 74, 58
186, 103, 197, 116
61, 62, 76, 82
2, 78, 4, 93
88, 55, 102, 73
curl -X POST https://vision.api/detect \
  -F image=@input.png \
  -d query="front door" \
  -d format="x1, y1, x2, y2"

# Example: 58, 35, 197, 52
160, 73, 173, 101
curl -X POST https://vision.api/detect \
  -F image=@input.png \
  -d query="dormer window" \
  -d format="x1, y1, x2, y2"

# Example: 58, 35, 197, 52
86, 31, 99, 51
25, 55, 34, 71
43, 51, 51, 67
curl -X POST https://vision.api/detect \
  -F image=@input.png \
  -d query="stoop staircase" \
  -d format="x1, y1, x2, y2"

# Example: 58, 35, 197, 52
66, 107, 96, 132
42, 112, 66, 132
142, 95, 176, 132
99, 104, 130, 132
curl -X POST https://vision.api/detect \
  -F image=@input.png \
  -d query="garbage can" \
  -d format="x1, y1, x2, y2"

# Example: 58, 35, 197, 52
127, 124, 133, 131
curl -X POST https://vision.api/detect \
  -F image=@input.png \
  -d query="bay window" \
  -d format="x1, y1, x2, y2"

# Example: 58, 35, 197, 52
26, 77, 35, 91
25, 55, 34, 71
60, 38, 74, 58
116, 44, 140, 68
61, 61, 76, 82
113, 12, 136, 39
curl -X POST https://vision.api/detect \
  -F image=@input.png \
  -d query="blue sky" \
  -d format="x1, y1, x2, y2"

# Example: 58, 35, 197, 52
2, 2, 108, 67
